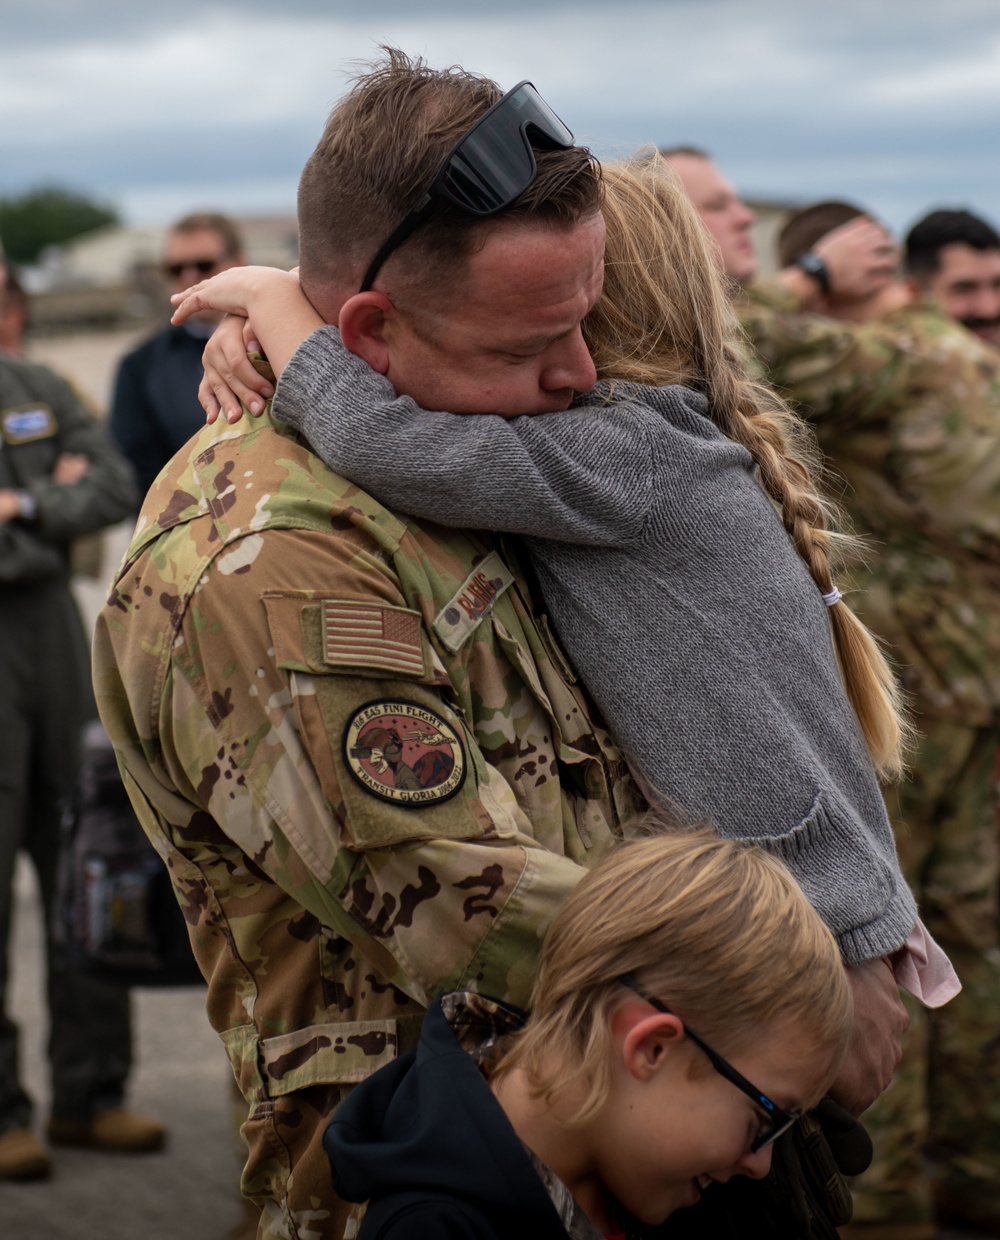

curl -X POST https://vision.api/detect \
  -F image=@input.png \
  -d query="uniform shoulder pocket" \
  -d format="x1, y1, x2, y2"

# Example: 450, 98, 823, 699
262, 591, 522, 850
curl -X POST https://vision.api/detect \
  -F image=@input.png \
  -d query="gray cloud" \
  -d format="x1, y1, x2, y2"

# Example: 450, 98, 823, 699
1, 0, 999, 232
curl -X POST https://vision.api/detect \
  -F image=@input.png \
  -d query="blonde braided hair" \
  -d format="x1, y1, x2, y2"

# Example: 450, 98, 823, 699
584, 158, 910, 778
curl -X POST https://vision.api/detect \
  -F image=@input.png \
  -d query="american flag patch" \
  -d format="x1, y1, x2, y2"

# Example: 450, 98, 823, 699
322, 601, 426, 678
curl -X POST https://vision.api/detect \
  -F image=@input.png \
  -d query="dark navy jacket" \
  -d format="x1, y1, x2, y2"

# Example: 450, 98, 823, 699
324, 997, 571, 1239
110, 324, 208, 500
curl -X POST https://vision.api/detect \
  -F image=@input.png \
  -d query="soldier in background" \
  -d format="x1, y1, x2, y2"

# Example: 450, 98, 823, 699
0, 256, 165, 1180
665, 151, 996, 1237
903, 208, 1000, 350
0, 265, 29, 357
109, 211, 247, 501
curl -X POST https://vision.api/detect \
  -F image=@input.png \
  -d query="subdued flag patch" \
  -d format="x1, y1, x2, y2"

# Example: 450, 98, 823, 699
322, 600, 426, 678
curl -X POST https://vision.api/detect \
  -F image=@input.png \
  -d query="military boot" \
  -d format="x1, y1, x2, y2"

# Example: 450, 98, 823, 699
0, 1127, 52, 1180
47, 1106, 166, 1152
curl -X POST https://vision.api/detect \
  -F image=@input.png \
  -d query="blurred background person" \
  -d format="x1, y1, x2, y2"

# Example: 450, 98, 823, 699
109, 211, 247, 501
0, 266, 29, 358
903, 208, 1000, 350
0, 254, 166, 1182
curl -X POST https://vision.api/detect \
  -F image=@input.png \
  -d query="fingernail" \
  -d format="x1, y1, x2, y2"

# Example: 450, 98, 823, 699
250, 400, 262, 413
228, 408, 241, 423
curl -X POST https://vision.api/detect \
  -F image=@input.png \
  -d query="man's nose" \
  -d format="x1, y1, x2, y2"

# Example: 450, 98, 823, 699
540, 330, 597, 395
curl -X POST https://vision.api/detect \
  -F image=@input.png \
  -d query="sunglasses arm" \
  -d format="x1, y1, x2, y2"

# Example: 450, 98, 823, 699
359, 195, 436, 292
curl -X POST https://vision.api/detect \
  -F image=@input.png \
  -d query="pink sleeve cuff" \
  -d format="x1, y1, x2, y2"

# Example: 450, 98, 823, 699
892, 918, 962, 1007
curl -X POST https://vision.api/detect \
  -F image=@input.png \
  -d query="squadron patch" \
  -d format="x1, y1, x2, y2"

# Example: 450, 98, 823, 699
342, 699, 466, 806
1, 404, 57, 444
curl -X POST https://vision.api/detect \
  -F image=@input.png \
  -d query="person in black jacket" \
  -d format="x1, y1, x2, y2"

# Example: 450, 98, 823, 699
109, 211, 247, 500
0, 350, 163, 1179
325, 830, 854, 1239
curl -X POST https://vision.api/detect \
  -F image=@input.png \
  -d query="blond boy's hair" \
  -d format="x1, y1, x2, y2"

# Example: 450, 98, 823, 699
494, 829, 852, 1126
585, 158, 912, 780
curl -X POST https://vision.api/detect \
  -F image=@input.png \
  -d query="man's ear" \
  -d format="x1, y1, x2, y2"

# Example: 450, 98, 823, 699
339, 292, 396, 374
620, 1012, 685, 1082
903, 276, 923, 302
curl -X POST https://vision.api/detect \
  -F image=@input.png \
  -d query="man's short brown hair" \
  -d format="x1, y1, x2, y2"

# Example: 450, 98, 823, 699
777, 201, 864, 269
297, 47, 602, 305
169, 211, 245, 259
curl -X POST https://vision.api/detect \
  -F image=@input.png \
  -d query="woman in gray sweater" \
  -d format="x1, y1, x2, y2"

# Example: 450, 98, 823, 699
172, 160, 917, 967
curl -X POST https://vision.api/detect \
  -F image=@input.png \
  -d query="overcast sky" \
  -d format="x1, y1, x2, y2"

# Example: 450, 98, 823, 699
3, 0, 1000, 237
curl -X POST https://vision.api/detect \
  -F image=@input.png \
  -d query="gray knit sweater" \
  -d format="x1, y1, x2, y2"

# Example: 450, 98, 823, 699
274, 326, 917, 963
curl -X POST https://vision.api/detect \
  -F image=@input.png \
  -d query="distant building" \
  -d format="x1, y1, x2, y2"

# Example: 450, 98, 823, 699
24, 215, 298, 334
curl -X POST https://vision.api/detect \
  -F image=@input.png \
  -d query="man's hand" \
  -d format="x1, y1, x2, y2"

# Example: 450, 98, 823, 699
813, 217, 899, 301
0, 490, 19, 524
828, 956, 908, 1116
53, 453, 91, 486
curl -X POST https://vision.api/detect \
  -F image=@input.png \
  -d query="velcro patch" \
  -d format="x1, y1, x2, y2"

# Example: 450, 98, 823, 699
432, 551, 515, 653
343, 699, 466, 806
322, 601, 426, 678
1, 404, 57, 444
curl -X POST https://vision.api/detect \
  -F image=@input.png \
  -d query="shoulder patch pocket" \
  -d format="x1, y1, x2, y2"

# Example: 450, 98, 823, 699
262, 591, 520, 849
264, 591, 428, 681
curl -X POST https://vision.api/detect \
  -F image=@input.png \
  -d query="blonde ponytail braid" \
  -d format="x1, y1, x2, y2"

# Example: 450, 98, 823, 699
587, 157, 912, 779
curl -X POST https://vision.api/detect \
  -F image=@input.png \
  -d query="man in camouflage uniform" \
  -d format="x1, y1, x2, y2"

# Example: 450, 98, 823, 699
94, 53, 640, 1240
666, 151, 995, 1238
904, 208, 1000, 351
96, 64, 911, 1238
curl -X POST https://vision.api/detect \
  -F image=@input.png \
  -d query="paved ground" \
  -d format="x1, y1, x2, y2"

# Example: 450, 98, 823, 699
0, 863, 245, 1240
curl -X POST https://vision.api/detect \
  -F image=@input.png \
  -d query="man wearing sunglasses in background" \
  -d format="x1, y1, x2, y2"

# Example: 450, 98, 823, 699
95, 50, 634, 1240
109, 210, 246, 502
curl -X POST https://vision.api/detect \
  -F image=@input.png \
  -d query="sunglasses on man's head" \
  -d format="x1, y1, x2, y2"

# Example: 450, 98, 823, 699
359, 80, 576, 293
618, 973, 801, 1153
163, 257, 226, 280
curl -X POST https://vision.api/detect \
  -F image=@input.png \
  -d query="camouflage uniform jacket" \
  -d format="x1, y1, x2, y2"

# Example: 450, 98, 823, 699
739, 283, 1000, 724
93, 409, 640, 1233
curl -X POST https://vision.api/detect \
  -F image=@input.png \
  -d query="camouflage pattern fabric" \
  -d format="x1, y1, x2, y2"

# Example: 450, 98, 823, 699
739, 285, 1000, 1231
93, 408, 642, 1240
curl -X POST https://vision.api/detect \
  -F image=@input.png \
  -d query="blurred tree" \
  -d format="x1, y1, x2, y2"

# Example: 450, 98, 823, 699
0, 187, 120, 264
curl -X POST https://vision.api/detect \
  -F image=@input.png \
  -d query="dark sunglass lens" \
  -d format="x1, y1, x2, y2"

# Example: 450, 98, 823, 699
443, 132, 535, 213
166, 258, 220, 279
507, 84, 574, 148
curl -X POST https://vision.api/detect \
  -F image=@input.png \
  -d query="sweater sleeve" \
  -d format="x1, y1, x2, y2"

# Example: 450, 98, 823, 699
273, 326, 651, 547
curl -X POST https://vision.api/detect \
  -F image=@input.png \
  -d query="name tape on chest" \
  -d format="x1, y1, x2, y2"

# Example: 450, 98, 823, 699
1, 404, 57, 445
432, 551, 515, 653
322, 600, 427, 678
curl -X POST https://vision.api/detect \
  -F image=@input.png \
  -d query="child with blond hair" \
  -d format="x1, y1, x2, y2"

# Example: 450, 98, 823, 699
322, 828, 852, 1238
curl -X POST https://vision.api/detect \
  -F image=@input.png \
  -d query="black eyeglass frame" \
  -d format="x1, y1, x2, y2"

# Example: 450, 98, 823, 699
618, 972, 800, 1153
358, 80, 576, 293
